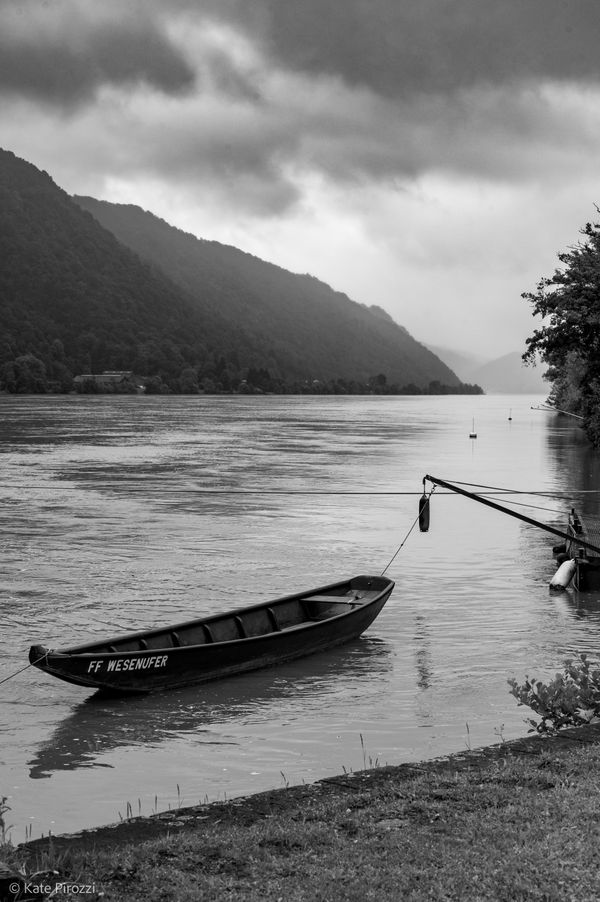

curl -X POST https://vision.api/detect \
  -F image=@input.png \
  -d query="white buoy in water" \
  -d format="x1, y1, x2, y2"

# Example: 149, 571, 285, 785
549, 559, 576, 590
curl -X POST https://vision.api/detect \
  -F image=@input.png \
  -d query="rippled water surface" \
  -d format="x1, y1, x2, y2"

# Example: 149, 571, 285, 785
2, 393, 600, 838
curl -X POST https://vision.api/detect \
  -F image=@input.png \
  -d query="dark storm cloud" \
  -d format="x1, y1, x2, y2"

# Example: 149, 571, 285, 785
0, 9, 194, 106
163, 0, 600, 194
210, 0, 600, 96
3, 0, 599, 108
3, 0, 598, 110
4, 0, 599, 219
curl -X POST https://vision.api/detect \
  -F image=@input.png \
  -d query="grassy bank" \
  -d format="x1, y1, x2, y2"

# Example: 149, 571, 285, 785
7, 725, 600, 901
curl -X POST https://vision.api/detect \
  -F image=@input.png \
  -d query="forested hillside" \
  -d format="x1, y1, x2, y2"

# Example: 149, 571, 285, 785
0, 150, 244, 393
74, 196, 470, 391
0, 147, 479, 393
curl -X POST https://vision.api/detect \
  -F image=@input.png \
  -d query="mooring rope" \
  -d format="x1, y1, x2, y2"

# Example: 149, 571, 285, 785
452, 482, 600, 524
476, 496, 570, 518
440, 479, 587, 497
496, 496, 600, 526
380, 486, 436, 576
0, 652, 47, 688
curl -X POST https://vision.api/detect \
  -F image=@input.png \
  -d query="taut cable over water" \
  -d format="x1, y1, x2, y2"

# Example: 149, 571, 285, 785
421, 475, 600, 555
421, 475, 600, 591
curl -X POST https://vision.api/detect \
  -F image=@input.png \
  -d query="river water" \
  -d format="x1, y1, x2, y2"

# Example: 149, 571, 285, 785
2, 392, 600, 840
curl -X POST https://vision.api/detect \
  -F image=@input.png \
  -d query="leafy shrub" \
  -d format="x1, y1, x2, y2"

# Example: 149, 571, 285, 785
508, 654, 600, 734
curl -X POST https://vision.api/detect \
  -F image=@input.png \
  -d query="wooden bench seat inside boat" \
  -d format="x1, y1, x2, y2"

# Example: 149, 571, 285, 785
302, 596, 360, 620
93, 594, 364, 654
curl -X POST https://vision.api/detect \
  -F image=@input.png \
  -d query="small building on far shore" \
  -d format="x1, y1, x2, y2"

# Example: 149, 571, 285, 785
73, 371, 144, 393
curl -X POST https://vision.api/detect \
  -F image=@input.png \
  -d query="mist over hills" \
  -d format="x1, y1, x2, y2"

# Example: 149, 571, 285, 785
0, 146, 478, 394
467, 353, 547, 394
426, 346, 487, 383
428, 345, 547, 394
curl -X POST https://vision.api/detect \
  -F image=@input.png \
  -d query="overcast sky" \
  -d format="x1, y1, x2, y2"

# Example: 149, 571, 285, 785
2, 0, 599, 359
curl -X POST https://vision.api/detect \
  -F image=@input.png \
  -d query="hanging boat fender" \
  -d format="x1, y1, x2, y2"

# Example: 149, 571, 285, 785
549, 559, 576, 591
418, 487, 430, 532
552, 543, 567, 556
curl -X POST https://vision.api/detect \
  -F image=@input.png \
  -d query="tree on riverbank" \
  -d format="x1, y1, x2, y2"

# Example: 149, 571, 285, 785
523, 214, 600, 445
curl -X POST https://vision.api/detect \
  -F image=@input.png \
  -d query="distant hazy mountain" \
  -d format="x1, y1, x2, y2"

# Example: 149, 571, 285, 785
74, 195, 464, 389
429, 346, 547, 393
426, 346, 487, 383
467, 353, 547, 394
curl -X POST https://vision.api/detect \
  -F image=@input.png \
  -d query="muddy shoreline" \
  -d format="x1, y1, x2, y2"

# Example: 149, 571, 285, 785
22, 721, 600, 860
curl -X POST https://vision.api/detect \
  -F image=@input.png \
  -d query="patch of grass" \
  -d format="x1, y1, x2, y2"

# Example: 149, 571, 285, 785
0, 795, 13, 843
20, 739, 600, 901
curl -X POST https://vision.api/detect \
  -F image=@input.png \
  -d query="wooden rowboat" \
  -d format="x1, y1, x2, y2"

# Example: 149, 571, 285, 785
29, 575, 394, 695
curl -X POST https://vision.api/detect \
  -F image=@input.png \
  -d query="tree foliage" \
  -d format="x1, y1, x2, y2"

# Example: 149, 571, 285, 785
523, 217, 600, 442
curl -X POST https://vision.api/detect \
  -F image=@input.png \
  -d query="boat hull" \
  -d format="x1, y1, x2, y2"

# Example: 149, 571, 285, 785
572, 558, 600, 591
553, 509, 600, 591
29, 575, 394, 694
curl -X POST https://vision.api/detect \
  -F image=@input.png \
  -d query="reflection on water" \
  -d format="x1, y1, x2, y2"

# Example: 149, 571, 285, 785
546, 421, 600, 521
542, 417, 600, 594
4, 393, 600, 837
413, 615, 432, 691
28, 639, 391, 779
553, 587, 600, 623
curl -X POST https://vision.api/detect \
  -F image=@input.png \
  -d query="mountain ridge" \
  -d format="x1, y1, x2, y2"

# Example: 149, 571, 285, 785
74, 195, 464, 390
0, 146, 480, 393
